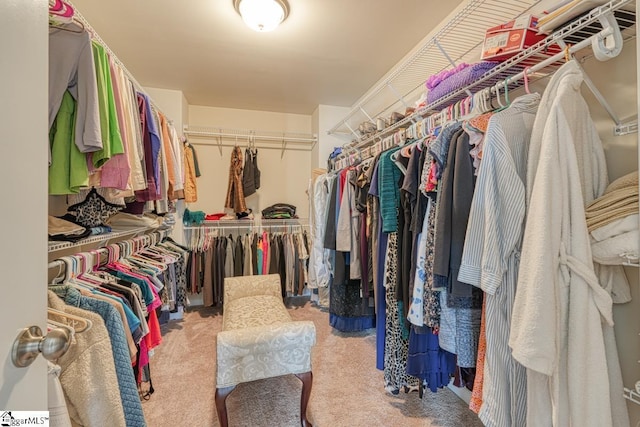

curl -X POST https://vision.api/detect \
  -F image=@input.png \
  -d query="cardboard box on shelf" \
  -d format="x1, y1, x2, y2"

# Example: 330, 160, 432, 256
481, 15, 548, 61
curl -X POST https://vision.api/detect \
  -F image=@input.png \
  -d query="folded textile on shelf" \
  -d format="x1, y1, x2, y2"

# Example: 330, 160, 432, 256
426, 62, 500, 106
107, 212, 164, 229
537, 0, 608, 34
262, 203, 297, 219
183, 208, 206, 226
586, 171, 639, 232
592, 229, 639, 265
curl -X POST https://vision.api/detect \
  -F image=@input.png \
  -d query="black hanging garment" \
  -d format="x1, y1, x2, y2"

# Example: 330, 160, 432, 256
242, 148, 256, 197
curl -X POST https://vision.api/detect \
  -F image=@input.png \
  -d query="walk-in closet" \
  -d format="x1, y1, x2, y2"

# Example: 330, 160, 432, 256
1, 0, 639, 426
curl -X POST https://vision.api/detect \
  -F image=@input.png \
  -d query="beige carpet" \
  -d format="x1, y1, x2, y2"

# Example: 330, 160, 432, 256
142, 299, 484, 427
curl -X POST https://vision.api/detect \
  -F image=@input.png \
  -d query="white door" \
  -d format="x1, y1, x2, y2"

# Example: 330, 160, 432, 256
0, 0, 49, 410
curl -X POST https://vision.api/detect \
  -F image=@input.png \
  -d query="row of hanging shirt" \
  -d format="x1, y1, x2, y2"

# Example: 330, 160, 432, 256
312, 60, 632, 426
47, 234, 190, 427
184, 225, 310, 306
49, 3, 200, 211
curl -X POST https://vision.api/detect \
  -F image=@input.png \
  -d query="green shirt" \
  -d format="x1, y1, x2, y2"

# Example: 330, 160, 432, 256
91, 41, 124, 168
49, 90, 89, 194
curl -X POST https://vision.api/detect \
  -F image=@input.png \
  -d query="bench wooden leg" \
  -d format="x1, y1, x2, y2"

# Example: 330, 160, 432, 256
295, 371, 313, 427
215, 386, 236, 427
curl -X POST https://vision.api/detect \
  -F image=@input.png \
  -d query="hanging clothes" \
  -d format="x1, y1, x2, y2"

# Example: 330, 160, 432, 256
458, 93, 540, 426
510, 60, 628, 427
183, 141, 198, 203
48, 293, 126, 427
50, 286, 146, 427
184, 228, 310, 305
225, 146, 247, 213
48, 27, 102, 158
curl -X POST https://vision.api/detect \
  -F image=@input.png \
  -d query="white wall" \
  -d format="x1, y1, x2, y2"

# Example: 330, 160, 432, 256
145, 87, 186, 134
314, 104, 351, 169
187, 105, 313, 218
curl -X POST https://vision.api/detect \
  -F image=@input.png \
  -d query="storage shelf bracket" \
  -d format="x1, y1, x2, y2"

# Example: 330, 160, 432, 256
359, 107, 375, 124
614, 119, 638, 136
344, 122, 360, 139
386, 82, 410, 109
434, 38, 473, 98
624, 385, 640, 405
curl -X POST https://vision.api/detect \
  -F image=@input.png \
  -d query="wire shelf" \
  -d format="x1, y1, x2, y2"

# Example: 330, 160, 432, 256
184, 218, 310, 230
328, 0, 542, 136
48, 226, 166, 253
333, 0, 636, 154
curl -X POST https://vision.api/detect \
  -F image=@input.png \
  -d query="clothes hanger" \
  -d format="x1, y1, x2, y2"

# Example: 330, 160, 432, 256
50, 261, 66, 285
523, 67, 532, 94
47, 308, 92, 333
495, 83, 505, 110
503, 77, 511, 107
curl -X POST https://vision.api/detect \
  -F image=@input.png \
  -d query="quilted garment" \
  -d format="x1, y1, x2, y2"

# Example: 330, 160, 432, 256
51, 286, 147, 427
426, 61, 500, 106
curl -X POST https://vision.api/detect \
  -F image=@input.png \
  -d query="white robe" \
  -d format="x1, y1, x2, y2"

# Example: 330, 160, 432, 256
509, 60, 629, 427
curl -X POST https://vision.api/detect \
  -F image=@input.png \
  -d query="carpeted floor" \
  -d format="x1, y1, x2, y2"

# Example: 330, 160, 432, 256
142, 299, 484, 427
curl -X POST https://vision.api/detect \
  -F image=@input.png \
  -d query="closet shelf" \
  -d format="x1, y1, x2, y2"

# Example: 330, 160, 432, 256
327, 0, 542, 138
48, 226, 171, 256
183, 126, 317, 154
614, 118, 638, 136
184, 218, 310, 231
331, 0, 635, 153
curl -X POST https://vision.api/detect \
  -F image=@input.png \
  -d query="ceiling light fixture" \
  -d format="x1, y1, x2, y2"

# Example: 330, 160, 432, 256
233, 0, 289, 32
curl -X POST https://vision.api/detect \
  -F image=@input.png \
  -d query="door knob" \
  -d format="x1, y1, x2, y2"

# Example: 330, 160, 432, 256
11, 326, 71, 368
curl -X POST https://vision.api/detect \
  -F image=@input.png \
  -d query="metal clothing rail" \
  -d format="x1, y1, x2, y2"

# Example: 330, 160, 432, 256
333, 0, 635, 164
48, 228, 172, 273
184, 218, 309, 231
66, 1, 173, 122
48, 227, 152, 253
183, 126, 317, 156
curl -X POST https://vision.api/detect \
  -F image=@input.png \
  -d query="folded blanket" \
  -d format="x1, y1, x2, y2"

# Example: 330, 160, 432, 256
591, 214, 639, 242
426, 62, 500, 106
592, 229, 639, 265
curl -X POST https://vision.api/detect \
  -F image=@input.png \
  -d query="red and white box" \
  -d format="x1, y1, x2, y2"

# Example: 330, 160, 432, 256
481, 15, 548, 61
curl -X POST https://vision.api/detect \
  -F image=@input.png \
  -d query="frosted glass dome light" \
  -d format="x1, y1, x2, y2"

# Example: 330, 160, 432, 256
234, 0, 289, 32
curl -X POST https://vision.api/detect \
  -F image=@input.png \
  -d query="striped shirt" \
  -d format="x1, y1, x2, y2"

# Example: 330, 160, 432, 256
458, 93, 540, 427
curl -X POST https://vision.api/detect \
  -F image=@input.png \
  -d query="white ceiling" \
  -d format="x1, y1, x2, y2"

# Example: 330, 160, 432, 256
71, 0, 464, 115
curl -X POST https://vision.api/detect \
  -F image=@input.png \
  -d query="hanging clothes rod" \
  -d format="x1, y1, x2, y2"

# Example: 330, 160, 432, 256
184, 224, 308, 230
188, 140, 313, 152
183, 127, 317, 144
184, 219, 309, 230
48, 228, 172, 272
66, 1, 172, 122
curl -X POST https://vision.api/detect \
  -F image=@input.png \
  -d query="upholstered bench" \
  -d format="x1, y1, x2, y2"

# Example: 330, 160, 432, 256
215, 274, 316, 427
